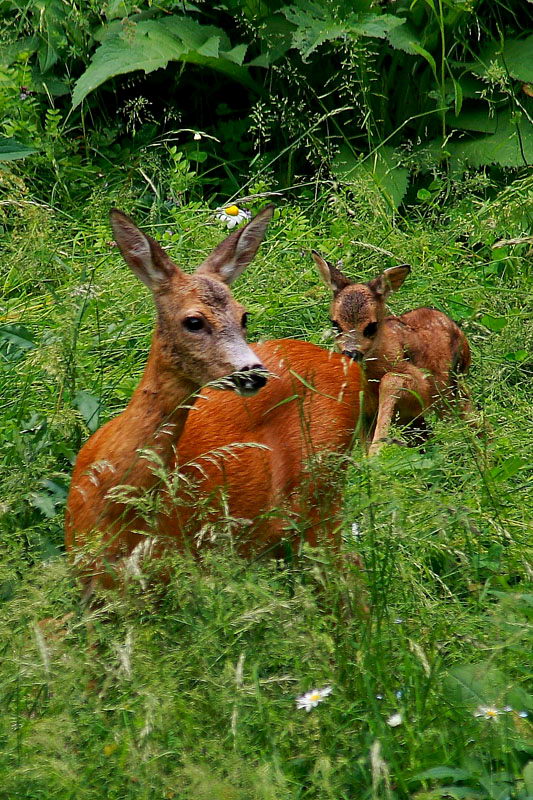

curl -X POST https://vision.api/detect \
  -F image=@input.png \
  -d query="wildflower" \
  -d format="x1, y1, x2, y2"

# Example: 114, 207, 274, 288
351, 521, 362, 539
216, 205, 251, 229
474, 705, 501, 721
387, 712, 403, 727
71, 283, 101, 299
193, 132, 202, 140
519, 711, 528, 718
296, 686, 332, 712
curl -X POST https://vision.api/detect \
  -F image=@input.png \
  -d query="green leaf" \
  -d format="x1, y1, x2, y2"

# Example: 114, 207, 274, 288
385, 21, 421, 54
0, 324, 37, 361
476, 35, 533, 84
281, 2, 404, 61
72, 16, 257, 107
73, 390, 101, 433
414, 767, 471, 782
488, 455, 527, 482
332, 144, 409, 208
444, 662, 507, 708
480, 314, 507, 332
0, 137, 38, 161
504, 350, 529, 363
523, 762, 533, 795
448, 111, 533, 168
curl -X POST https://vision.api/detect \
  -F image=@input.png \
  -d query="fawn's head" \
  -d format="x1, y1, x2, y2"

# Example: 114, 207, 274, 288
111, 207, 274, 395
312, 252, 410, 362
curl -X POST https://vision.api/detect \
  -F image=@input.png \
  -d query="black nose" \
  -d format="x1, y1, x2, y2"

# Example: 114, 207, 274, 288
342, 349, 363, 363
231, 364, 268, 395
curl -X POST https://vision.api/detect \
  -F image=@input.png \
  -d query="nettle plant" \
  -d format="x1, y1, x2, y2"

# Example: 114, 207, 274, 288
0, 0, 531, 202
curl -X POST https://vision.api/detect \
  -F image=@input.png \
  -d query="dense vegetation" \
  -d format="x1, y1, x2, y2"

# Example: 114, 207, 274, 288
1, 1, 532, 798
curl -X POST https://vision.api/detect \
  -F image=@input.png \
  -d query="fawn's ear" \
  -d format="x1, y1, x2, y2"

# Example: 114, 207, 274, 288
311, 251, 352, 295
369, 264, 411, 297
197, 205, 274, 285
110, 209, 180, 289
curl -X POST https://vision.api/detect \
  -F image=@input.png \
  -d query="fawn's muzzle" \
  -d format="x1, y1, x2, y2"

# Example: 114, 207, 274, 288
342, 349, 364, 363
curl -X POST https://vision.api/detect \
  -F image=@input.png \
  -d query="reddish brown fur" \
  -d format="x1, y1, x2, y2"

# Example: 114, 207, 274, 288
312, 253, 473, 455
67, 340, 367, 589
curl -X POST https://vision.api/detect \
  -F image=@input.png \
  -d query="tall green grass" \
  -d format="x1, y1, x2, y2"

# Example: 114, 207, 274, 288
0, 173, 532, 799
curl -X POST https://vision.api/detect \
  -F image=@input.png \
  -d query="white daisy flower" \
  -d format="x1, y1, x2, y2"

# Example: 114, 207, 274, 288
216, 205, 251, 229
296, 686, 332, 712
474, 705, 501, 721
387, 712, 403, 727
351, 522, 362, 539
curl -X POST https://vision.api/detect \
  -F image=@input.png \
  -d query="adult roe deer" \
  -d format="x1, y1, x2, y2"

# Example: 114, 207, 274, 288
66, 211, 370, 593
66, 207, 272, 586
312, 252, 473, 456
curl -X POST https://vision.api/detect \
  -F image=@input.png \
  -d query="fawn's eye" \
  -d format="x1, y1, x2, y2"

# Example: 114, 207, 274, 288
330, 319, 342, 332
241, 313, 249, 328
363, 322, 378, 338
183, 316, 204, 332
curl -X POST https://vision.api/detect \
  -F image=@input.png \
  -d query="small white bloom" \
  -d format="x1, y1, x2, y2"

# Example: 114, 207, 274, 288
296, 686, 332, 712
351, 522, 362, 539
518, 711, 528, 718
216, 205, 251, 229
503, 705, 513, 712
474, 705, 501, 721
387, 712, 403, 727
193, 132, 202, 140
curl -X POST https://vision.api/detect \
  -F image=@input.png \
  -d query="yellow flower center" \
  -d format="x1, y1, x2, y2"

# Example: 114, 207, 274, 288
309, 692, 321, 702
486, 709, 498, 717
225, 205, 240, 216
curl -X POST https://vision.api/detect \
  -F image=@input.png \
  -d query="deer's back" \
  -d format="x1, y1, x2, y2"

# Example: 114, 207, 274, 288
162, 339, 365, 552
386, 308, 471, 377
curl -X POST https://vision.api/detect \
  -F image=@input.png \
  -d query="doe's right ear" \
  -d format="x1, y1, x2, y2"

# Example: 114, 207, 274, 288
311, 251, 351, 295
110, 209, 180, 289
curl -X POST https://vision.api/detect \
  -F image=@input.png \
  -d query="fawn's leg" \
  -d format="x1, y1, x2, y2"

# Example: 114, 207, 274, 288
368, 373, 413, 456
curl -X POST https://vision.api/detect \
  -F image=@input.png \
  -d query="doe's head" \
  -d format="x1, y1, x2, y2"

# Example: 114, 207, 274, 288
312, 251, 410, 362
110, 206, 274, 395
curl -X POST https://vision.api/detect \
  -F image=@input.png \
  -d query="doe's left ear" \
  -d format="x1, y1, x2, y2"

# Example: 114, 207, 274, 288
197, 205, 274, 285
370, 264, 411, 297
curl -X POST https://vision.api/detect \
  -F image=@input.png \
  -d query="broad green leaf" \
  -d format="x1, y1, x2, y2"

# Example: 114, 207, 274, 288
385, 21, 421, 54
414, 767, 471, 782
73, 390, 101, 433
332, 144, 409, 208
444, 662, 507, 708
72, 16, 256, 107
0, 324, 37, 361
450, 108, 497, 133
523, 762, 533, 795
281, 2, 404, 61
480, 314, 507, 332
488, 455, 527, 482
0, 137, 38, 161
504, 349, 529, 363
448, 111, 533, 168
476, 35, 533, 84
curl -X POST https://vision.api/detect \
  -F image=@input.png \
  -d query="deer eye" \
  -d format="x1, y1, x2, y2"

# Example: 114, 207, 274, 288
241, 312, 249, 328
363, 322, 378, 338
183, 316, 204, 332
330, 319, 342, 332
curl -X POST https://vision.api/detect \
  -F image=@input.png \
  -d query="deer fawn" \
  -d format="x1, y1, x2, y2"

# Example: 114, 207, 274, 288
66, 207, 272, 589
66, 210, 369, 594
312, 252, 473, 456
